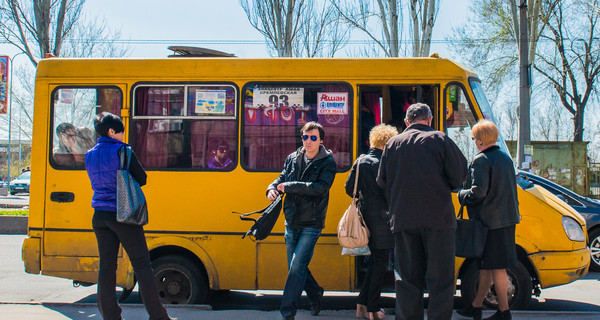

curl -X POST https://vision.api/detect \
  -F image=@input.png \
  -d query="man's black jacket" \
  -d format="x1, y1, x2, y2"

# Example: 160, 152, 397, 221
377, 123, 467, 231
268, 145, 337, 229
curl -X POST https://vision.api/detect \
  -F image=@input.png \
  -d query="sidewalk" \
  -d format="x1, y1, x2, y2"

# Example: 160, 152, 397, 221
1, 303, 600, 320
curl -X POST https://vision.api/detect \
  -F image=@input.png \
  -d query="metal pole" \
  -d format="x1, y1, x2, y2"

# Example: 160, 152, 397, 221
517, 0, 531, 169
6, 52, 25, 182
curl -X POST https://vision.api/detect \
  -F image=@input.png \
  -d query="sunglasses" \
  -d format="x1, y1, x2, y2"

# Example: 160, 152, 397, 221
302, 135, 319, 141
218, 146, 229, 152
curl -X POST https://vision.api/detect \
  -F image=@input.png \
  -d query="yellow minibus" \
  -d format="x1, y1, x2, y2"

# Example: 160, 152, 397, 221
22, 55, 589, 309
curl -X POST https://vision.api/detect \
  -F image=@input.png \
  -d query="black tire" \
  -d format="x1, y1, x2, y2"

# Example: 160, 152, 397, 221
589, 228, 600, 272
460, 260, 532, 310
152, 255, 209, 304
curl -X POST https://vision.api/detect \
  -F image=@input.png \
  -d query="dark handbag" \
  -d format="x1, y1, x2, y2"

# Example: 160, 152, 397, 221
116, 146, 148, 226
238, 194, 283, 241
455, 205, 487, 258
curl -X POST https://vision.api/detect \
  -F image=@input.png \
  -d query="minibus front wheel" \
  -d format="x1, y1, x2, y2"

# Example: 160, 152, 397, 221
460, 260, 532, 310
153, 255, 210, 304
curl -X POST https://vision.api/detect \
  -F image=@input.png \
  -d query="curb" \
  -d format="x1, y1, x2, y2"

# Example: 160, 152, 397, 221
0, 215, 28, 234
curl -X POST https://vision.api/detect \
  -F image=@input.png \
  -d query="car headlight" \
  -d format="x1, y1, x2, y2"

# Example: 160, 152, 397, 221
562, 217, 585, 242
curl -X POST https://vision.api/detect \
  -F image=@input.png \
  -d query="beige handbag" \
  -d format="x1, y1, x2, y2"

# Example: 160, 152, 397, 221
337, 157, 370, 249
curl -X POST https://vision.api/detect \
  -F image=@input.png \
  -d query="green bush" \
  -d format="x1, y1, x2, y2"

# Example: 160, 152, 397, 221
0, 209, 29, 216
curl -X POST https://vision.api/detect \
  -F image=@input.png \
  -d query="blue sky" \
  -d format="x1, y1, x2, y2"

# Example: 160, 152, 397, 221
83, 0, 470, 59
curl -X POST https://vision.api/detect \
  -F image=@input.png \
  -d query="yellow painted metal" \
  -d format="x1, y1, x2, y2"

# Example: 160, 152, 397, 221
21, 56, 589, 299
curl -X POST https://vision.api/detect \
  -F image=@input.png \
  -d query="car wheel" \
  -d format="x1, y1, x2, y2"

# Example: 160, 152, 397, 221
461, 260, 532, 310
589, 228, 600, 272
152, 255, 209, 304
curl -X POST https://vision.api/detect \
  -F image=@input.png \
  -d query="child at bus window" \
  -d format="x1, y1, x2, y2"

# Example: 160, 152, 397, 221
207, 138, 234, 169
53, 122, 96, 166
85, 112, 172, 320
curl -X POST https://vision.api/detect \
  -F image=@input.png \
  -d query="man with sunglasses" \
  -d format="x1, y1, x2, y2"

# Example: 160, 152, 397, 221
267, 121, 337, 320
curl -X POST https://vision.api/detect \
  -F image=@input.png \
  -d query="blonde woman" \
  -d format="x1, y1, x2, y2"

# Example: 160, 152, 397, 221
345, 124, 398, 320
457, 120, 520, 320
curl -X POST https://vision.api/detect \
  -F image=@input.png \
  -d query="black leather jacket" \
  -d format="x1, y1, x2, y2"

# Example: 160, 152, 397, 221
458, 146, 520, 229
268, 145, 337, 229
345, 148, 393, 249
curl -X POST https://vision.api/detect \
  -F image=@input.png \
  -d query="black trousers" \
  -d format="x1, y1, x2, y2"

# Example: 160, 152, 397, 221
92, 213, 169, 320
394, 229, 455, 320
358, 248, 390, 312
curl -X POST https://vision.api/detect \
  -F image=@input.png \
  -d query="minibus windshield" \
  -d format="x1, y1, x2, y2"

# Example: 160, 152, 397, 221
469, 79, 512, 158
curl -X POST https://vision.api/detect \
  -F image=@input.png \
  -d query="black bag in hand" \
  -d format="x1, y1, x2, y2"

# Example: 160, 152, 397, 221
455, 205, 488, 258
238, 194, 283, 241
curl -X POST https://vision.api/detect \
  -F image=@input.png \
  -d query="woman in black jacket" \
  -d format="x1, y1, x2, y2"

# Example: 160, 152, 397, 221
457, 120, 520, 320
345, 124, 398, 320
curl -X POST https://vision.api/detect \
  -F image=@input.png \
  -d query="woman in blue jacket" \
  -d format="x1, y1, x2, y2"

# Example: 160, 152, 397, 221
85, 112, 171, 320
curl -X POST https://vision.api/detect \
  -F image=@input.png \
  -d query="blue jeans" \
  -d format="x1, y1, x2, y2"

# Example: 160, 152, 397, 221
280, 226, 323, 317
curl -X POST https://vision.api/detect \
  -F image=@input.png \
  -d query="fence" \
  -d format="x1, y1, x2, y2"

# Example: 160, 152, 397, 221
590, 163, 600, 199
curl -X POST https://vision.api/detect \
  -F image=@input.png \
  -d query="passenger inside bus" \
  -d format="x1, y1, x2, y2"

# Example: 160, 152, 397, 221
53, 122, 96, 166
207, 138, 234, 169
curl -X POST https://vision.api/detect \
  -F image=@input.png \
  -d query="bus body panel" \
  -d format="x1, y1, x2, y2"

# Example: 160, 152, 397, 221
23, 57, 589, 306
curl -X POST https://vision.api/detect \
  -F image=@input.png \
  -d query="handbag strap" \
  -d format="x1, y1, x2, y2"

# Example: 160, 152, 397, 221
352, 155, 364, 199
118, 146, 133, 170
457, 205, 465, 219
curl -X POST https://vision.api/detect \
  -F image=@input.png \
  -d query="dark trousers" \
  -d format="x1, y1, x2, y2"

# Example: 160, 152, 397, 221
394, 229, 455, 320
92, 215, 169, 320
358, 248, 390, 312
280, 226, 323, 317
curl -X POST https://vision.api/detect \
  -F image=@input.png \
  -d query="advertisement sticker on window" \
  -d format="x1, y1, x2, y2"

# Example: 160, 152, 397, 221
58, 89, 74, 104
196, 89, 226, 114
317, 92, 348, 115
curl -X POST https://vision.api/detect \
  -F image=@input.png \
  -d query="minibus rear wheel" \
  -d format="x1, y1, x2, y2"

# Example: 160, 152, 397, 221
460, 260, 532, 310
153, 255, 209, 304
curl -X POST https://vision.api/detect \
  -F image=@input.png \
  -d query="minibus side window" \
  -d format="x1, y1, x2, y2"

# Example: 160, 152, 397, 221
241, 83, 353, 172
50, 87, 122, 169
444, 84, 479, 163
130, 84, 238, 170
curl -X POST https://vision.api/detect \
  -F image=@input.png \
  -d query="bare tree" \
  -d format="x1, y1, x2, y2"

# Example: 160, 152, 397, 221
409, 0, 439, 57
332, 0, 403, 57
293, 1, 350, 57
0, 0, 85, 66
332, 0, 438, 57
534, 0, 600, 142
448, 0, 557, 90
241, 0, 302, 57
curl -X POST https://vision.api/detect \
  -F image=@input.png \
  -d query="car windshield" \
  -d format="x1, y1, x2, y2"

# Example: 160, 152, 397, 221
18, 171, 31, 180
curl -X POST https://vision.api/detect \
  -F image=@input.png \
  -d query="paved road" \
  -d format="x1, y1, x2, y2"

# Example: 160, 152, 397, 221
0, 194, 29, 209
2, 234, 600, 319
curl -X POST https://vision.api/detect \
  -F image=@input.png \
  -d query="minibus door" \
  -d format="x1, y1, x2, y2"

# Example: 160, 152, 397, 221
43, 85, 128, 284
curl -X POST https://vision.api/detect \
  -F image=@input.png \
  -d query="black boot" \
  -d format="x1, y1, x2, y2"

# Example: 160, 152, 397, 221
457, 304, 482, 320
484, 309, 511, 320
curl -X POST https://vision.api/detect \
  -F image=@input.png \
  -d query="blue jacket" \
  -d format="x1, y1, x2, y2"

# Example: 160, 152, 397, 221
85, 137, 127, 211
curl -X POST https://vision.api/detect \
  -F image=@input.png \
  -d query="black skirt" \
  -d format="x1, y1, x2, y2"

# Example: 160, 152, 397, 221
477, 225, 517, 270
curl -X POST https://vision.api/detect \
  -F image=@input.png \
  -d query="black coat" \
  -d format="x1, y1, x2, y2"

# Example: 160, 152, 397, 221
268, 145, 337, 229
376, 124, 467, 231
458, 146, 520, 229
345, 148, 394, 249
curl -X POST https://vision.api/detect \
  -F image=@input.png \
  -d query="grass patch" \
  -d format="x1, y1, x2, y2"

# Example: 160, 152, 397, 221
0, 209, 29, 216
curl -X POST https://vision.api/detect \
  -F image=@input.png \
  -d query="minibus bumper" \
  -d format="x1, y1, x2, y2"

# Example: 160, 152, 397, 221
22, 237, 41, 274
529, 247, 590, 288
